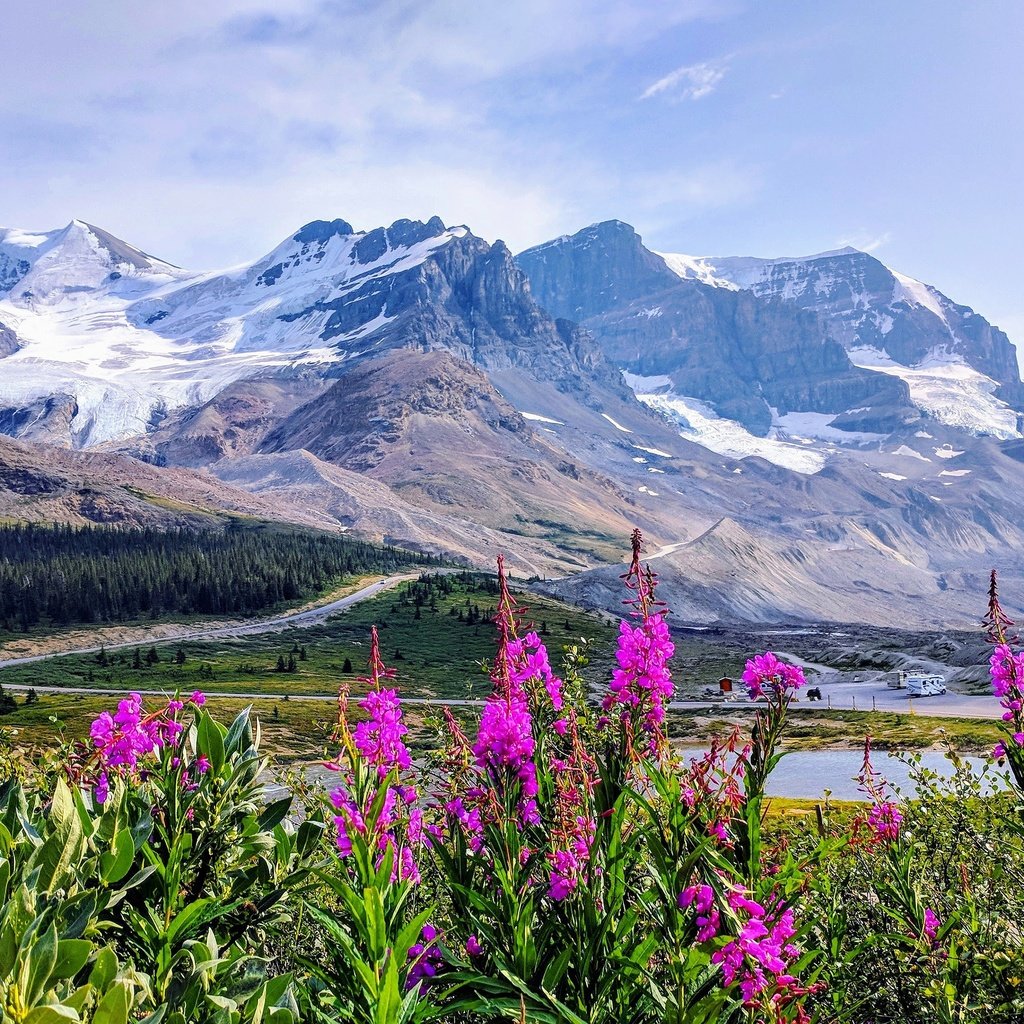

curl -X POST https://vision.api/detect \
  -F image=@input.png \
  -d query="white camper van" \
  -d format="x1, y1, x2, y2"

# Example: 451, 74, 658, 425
904, 673, 946, 697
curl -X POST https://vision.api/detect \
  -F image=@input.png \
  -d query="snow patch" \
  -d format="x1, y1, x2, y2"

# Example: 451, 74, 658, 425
521, 412, 564, 425
631, 443, 673, 458
939, 469, 971, 477
772, 409, 885, 445
879, 472, 907, 481
848, 345, 1020, 439
890, 445, 932, 463
934, 446, 965, 459
634, 391, 826, 475
601, 412, 633, 433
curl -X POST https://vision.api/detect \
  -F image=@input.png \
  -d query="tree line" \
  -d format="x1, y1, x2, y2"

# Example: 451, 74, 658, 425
0, 521, 440, 632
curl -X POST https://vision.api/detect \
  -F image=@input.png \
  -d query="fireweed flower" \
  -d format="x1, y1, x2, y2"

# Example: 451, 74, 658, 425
983, 572, 1024, 765
680, 732, 748, 845
741, 652, 806, 701
856, 737, 903, 843
679, 884, 721, 942
711, 890, 806, 1009
923, 907, 941, 945
601, 529, 675, 756
329, 629, 423, 882
84, 691, 204, 803
547, 713, 599, 900
406, 923, 443, 990
465, 555, 544, 829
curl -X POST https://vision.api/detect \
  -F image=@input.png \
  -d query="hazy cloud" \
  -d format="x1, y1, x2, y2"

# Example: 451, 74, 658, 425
641, 60, 728, 101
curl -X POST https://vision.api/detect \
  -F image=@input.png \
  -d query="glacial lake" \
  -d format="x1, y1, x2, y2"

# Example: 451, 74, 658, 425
677, 748, 1011, 801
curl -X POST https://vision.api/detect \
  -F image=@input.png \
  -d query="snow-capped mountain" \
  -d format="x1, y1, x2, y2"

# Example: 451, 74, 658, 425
2, 213, 1024, 626
0, 218, 480, 446
657, 245, 1024, 440
519, 222, 1024, 482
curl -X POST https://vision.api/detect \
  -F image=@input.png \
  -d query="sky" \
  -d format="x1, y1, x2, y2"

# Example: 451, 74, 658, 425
3, 1, 1023, 354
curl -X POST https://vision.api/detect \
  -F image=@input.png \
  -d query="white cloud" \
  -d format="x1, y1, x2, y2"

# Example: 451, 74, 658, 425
641, 60, 728, 101
837, 231, 892, 254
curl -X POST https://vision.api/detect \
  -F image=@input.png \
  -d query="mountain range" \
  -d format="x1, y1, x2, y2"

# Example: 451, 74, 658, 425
1, 214, 1022, 627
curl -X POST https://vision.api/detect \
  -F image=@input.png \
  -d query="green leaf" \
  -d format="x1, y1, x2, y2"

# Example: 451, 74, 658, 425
23, 1007, 79, 1024
101, 829, 136, 885
53, 939, 92, 980
93, 982, 130, 1024
256, 797, 292, 833
27, 923, 60, 1003
225, 707, 254, 756
89, 946, 118, 991
198, 713, 226, 775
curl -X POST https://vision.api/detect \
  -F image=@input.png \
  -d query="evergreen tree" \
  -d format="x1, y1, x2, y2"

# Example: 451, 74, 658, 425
145, 646, 159, 665
299, 646, 307, 661
275, 655, 286, 673
342, 657, 353, 673
24, 688, 38, 706
174, 647, 186, 665
132, 649, 143, 670
287, 654, 296, 673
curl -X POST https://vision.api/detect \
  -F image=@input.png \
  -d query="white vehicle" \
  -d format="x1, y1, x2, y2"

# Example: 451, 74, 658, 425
904, 673, 946, 697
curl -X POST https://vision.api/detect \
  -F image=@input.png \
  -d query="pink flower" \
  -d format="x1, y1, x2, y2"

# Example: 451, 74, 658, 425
602, 614, 675, 744
353, 686, 412, 777
741, 652, 805, 700
466, 935, 483, 957
712, 893, 801, 1006
679, 884, 720, 941
407, 923, 442, 990
923, 907, 941, 945
867, 801, 902, 841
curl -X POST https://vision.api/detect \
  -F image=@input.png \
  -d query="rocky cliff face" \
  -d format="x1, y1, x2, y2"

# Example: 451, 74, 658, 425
664, 247, 1024, 414
0, 320, 19, 358
518, 222, 911, 434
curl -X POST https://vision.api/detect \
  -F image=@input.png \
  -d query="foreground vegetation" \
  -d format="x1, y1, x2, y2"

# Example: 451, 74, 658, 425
0, 521, 439, 634
1, 538, 1023, 1023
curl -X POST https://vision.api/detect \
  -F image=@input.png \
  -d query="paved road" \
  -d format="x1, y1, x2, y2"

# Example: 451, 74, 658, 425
0, 572, 429, 672
0, 682, 490, 705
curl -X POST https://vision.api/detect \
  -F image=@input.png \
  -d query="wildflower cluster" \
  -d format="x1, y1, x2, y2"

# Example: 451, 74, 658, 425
856, 737, 903, 843
983, 571, 1024, 777
714, 892, 800, 1001
329, 625, 424, 882
601, 528, 675, 756
742, 651, 806, 701
84, 690, 205, 803
547, 712, 598, 900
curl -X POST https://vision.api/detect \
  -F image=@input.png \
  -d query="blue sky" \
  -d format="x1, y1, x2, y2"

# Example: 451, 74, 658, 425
4, 1, 1022, 349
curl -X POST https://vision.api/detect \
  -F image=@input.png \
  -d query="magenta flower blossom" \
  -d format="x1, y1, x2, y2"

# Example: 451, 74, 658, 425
741, 652, 806, 700
353, 686, 412, 778
867, 801, 903, 842
603, 615, 675, 736
508, 631, 565, 711
599, 530, 676, 754
548, 814, 596, 901
923, 907, 941, 945
712, 892, 801, 1006
465, 934, 483, 957
407, 923, 443, 990
85, 691, 204, 802
679, 884, 721, 942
